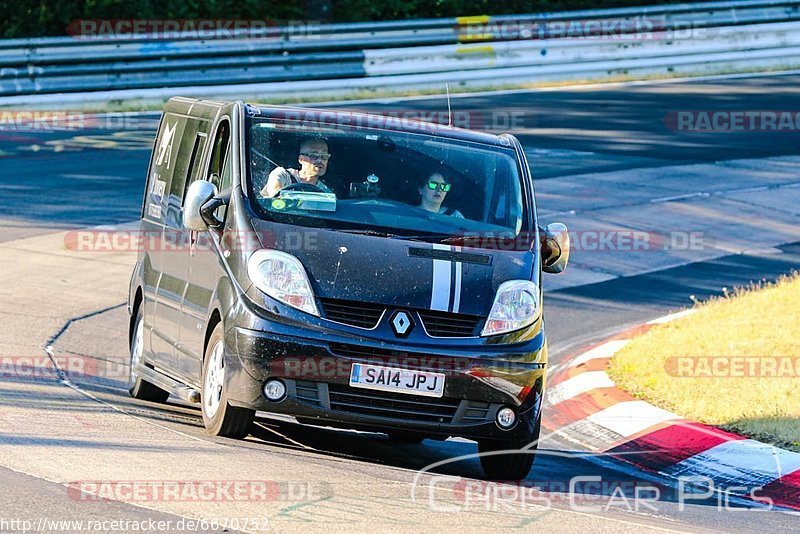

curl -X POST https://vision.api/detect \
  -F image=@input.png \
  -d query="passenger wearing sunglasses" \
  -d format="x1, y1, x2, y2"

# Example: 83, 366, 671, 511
418, 172, 464, 218
261, 138, 334, 198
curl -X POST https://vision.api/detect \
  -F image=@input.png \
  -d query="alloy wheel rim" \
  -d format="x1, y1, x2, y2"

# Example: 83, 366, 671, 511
204, 340, 225, 418
129, 317, 143, 388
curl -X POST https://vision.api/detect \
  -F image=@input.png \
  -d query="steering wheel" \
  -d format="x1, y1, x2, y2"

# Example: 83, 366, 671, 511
281, 182, 326, 193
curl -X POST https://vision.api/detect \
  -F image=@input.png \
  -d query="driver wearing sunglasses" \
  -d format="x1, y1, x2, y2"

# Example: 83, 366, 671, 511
418, 172, 464, 218
261, 138, 334, 198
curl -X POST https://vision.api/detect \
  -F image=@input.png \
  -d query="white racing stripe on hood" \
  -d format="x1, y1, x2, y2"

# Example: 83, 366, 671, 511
430, 243, 452, 311
452, 246, 462, 314
430, 244, 464, 313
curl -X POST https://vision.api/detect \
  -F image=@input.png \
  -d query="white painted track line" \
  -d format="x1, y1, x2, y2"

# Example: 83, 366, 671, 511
569, 340, 631, 368
586, 401, 681, 439
547, 371, 615, 405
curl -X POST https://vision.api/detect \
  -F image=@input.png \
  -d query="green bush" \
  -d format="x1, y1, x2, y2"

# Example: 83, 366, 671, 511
0, 0, 707, 38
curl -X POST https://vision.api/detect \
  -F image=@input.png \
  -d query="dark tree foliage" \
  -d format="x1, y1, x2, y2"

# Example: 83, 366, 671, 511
1, 0, 706, 38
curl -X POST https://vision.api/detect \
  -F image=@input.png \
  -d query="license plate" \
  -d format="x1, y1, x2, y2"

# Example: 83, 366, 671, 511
349, 363, 445, 398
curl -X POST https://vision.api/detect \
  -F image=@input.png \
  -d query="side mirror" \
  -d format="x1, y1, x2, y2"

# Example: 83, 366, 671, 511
541, 222, 570, 274
183, 180, 218, 231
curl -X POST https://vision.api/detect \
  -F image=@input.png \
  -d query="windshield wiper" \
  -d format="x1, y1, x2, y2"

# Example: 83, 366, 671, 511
385, 234, 465, 244
438, 236, 471, 245
393, 234, 487, 246
335, 230, 447, 243
334, 229, 474, 244
336, 228, 402, 238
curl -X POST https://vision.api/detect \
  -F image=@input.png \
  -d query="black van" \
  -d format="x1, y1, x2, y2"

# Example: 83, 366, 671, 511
128, 97, 569, 479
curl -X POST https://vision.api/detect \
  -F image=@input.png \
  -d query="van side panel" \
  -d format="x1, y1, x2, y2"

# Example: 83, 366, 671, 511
140, 113, 173, 365
178, 113, 233, 379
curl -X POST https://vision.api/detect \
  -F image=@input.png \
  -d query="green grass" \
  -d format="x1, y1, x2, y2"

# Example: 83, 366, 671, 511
608, 272, 800, 452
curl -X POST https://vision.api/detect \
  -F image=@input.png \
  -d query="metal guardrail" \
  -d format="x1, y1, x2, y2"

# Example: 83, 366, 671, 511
0, 0, 799, 104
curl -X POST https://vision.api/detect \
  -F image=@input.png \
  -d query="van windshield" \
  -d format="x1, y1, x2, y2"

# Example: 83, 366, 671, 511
246, 120, 528, 242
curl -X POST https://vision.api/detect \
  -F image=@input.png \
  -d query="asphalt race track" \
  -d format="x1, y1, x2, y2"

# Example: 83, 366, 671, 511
1, 73, 799, 532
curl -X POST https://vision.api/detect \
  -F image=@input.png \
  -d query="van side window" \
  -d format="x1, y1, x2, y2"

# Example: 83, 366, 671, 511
163, 118, 206, 229
207, 120, 232, 221
208, 120, 231, 191
181, 132, 208, 206
145, 113, 189, 225
212, 154, 234, 223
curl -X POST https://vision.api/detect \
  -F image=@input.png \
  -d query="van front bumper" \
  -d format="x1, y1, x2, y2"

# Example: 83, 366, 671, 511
223, 319, 547, 441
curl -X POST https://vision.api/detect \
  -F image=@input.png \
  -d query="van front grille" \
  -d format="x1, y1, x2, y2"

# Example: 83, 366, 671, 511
461, 401, 492, 423
319, 298, 384, 329
288, 380, 500, 425
295, 381, 322, 406
320, 298, 483, 337
418, 309, 482, 337
327, 383, 460, 423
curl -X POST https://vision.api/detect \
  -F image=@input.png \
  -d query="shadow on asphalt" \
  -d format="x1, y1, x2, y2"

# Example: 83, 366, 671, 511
0, 373, 760, 511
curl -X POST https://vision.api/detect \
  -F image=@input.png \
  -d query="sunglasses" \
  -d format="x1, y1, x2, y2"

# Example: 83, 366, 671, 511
300, 152, 331, 161
426, 181, 452, 192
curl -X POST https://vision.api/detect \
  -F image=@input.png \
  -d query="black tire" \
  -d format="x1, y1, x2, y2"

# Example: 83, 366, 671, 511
128, 306, 170, 403
387, 431, 426, 444
477, 415, 541, 480
201, 322, 254, 439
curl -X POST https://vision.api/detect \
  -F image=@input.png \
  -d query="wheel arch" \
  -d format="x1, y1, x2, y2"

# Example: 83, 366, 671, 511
127, 258, 146, 347
129, 286, 144, 348
203, 273, 238, 360
204, 309, 223, 361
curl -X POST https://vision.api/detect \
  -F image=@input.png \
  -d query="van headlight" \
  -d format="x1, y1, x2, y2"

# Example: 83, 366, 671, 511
481, 280, 540, 336
247, 250, 319, 316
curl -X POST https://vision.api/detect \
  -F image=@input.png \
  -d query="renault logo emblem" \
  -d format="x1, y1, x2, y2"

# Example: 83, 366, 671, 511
390, 310, 414, 337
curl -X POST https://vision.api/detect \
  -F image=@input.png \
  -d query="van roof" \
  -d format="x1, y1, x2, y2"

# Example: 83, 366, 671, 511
163, 97, 515, 148
244, 103, 513, 148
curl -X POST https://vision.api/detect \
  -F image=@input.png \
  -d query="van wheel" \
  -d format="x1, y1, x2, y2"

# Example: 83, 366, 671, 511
477, 415, 540, 480
128, 307, 169, 403
201, 323, 254, 439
